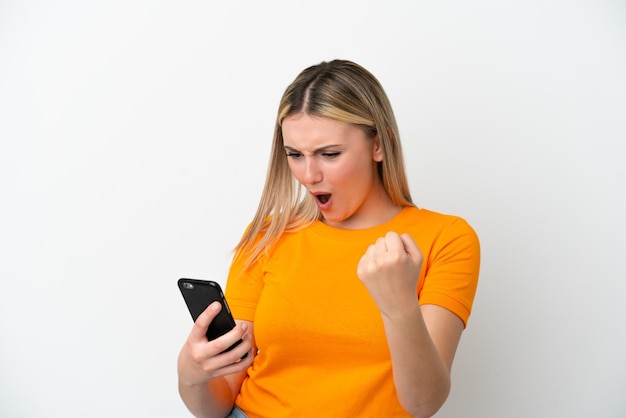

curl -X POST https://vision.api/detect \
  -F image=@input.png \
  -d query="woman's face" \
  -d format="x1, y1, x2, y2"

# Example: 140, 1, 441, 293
282, 113, 396, 229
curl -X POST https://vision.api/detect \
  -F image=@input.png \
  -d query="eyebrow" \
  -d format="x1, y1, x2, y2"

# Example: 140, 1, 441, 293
283, 144, 342, 154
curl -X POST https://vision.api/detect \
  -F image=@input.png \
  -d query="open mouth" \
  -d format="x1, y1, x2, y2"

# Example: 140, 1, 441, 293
315, 194, 331, 204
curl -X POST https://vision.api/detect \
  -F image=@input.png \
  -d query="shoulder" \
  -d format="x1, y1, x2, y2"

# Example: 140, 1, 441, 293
401, 206, 478, 235
399, 206, 480, 258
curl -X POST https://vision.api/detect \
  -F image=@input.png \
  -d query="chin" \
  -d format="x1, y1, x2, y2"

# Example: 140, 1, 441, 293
322, 213, 355, 226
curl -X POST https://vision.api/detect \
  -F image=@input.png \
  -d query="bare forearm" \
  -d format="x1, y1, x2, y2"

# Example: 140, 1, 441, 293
178, 346, 247, 418
382, 302, 451, 418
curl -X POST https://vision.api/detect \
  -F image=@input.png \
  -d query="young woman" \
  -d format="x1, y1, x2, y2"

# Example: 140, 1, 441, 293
177, 59, 480, 418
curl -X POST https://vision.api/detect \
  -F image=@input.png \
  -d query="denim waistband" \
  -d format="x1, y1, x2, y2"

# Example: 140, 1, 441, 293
226, 405, 248, 418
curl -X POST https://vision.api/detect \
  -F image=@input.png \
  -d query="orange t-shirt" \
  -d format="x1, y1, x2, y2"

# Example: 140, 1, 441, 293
225, 206, 480, 418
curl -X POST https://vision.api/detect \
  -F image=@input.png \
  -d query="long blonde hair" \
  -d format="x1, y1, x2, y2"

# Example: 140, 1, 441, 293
234, 59, 413, 268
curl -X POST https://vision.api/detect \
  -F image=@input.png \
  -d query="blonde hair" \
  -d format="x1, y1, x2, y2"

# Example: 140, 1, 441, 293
234, 59, 413, 268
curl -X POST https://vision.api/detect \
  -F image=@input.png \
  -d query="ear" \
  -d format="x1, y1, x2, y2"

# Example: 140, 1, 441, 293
372, 134, 384, 162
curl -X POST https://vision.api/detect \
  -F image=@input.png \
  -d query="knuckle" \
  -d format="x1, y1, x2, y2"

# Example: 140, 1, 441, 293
200, 362, 217, 376
189, 348, 205, 365
186, 340, 203, 358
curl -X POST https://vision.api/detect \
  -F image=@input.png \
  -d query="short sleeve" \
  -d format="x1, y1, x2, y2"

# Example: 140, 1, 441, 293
418, 217, 481, 328
224, 248, 265, 322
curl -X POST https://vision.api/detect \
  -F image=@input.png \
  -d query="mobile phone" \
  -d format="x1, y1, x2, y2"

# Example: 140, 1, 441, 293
177, 278, 244, 355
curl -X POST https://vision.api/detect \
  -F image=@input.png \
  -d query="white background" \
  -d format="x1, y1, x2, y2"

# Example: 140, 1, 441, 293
1, 1, 625, 417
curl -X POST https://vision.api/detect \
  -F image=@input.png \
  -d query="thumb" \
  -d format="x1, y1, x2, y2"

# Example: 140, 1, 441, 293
189, 301, 222, 342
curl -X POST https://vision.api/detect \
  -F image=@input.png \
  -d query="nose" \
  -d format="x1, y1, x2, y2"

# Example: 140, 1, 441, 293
302, 157, 323, 185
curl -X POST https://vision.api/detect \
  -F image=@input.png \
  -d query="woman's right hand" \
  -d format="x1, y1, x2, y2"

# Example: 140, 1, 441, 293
178, 301, 255, 387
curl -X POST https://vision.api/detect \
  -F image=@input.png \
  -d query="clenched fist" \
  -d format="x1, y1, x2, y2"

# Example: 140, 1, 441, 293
357, 231, 423, 318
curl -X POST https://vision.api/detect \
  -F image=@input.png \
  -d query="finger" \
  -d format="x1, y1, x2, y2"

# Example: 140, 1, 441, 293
189, 301, 222, 343
217, 332, 252, 361
210, 325, 248, 355
399, 233, 423, 262
213, 343, 255, 376
374, 236, 387, 252
384, 231, 406, 253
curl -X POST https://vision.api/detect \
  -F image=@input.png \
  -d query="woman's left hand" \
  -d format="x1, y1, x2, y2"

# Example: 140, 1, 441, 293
357, 231, 423, 318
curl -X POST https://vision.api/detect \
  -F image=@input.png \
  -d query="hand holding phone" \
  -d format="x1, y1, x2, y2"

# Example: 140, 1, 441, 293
177, 278, 245, 356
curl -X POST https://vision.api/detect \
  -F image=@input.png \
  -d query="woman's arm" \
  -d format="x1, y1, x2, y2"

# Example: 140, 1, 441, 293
381, 302, 463, 418
357, 232, 464, 418
177, 302, 255, 418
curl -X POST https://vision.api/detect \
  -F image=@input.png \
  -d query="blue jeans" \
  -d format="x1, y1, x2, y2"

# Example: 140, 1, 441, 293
226, 405, 248, 418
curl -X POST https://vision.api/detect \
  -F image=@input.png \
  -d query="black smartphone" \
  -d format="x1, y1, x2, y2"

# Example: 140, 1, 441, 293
177, 278, 244, 355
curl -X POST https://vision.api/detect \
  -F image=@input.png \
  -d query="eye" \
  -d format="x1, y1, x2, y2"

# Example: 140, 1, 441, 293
286, 151, 303, 159
322, 152, 341, 159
